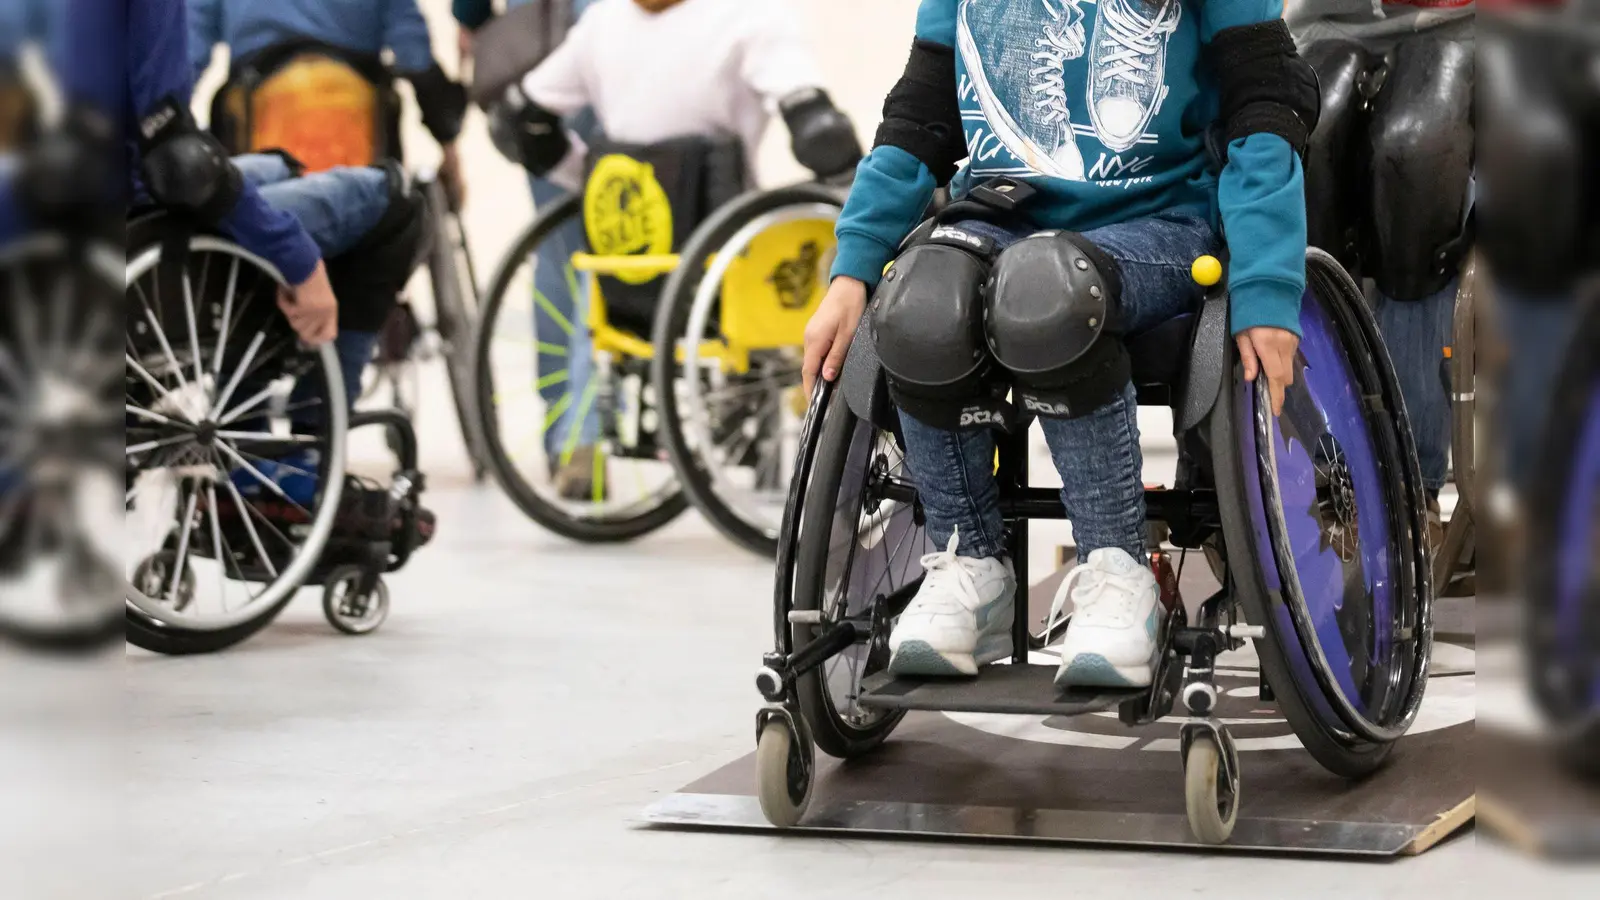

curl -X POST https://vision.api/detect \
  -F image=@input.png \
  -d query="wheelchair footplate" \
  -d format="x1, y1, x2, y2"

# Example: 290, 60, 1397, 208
857, 665, 1145, 717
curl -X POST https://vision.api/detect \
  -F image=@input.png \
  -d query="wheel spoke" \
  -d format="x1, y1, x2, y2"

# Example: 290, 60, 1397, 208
0, 344, 24, 394
215, 431, 321, 447
214, 440, 314, 519
210, 330, 270, 419
126, 353, 184, 410
9, 267, 41, 370
181, 271, 209, 394
132, 281, 192, 393
168, 487, 199, 602
125, 405, 182, 427
216, 382, 280, 426
126, 433, 194, 457
213, 257, 242, 378
219, 469, 280, 578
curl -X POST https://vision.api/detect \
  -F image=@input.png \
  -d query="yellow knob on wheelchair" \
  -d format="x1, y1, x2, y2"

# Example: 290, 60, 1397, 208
1191, 255, 1223, 287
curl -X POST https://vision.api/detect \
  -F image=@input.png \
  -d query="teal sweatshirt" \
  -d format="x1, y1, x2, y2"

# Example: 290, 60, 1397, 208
832, 0, 1308, 336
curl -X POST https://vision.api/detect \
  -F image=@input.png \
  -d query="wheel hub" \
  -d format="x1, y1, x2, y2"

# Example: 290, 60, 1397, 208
1313, 433, 1360, 562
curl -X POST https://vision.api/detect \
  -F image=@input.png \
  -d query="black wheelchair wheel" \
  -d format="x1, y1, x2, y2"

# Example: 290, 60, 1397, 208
0, 236, 124, 650
1525, 295, 1600, 765
124, 228, 348, 655
790, 387, 930, 758
471, 197, 686, 543
1212, 249, 1431, 777
421, 175, 490, 481
652, 185, 845, 557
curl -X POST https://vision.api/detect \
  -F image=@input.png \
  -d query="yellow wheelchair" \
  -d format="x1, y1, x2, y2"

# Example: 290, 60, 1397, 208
471, 136, 842, 549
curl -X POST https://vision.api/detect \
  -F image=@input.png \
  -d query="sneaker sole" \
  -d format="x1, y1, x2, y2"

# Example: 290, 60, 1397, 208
1054, 653, 1153, 689
889, 635, 1013, 678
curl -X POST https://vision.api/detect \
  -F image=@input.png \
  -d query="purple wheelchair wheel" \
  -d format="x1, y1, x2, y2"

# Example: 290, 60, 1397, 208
1527, 299, 1600, 764
1215, 249, 1432, 775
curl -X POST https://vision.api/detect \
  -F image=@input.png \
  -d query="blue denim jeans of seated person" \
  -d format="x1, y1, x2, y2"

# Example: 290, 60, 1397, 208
896, 214, 1220, 564
236, 154, 390, 412
1371, 280, 1458, 497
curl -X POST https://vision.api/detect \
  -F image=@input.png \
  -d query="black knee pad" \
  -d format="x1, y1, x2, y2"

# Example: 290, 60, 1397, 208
985, 231, 1130, 419
1302, 40, 1375, 272
326, 162, 430, 333
1366, 36, 1474, 301
870, 225, 1010, 430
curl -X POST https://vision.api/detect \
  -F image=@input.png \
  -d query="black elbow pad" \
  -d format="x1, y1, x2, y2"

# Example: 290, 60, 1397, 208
137, 95, 243, 224
780, 87, 862, 180
487, 86, 570, 178
408, 63, 469, 145
873, 39, 967, 185
1207, 21, 1321, 154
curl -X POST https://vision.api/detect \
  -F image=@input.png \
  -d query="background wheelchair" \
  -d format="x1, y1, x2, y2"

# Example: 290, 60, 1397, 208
472, 136, 841, 547
0, 232, 123, 648
125, 214, 428, 654
209, 43, 488, 476
753, 231, 1434, 842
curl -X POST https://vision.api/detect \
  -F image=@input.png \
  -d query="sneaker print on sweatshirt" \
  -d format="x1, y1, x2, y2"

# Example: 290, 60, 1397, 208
956, 0, 1184, 187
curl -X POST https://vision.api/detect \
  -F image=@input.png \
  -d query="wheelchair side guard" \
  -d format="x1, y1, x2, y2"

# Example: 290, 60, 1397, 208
1176, 287, 1231, 434
719, 216, 839, 351
839, 309, 899, 434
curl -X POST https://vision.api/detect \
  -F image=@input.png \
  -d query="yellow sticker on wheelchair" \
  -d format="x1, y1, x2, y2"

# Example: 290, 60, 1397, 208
250, 56, 382, 172
719, 218, 837, 351
583, 154, 674, 285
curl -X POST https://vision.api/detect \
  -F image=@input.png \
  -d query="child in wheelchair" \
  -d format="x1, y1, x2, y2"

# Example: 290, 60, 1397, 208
803, 0, 1316, 688
487, 0, 861, 498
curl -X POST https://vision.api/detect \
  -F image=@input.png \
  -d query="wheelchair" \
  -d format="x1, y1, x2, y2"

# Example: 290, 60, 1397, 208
0, 232, 123, 648
124, 213, 429, 654
210, 43, 488, 476
472, 135, 841, 547
1525, 287, 1600, 777
753, 203, 1435, 844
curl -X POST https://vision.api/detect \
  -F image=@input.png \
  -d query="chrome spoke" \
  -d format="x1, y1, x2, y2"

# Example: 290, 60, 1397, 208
214, 440, 311, 517
216, 382, 278, 426
210, 331, 266, 419
219, 469, 279, 579
216, 431, 320, 447
213, 257, 242, 378
133, 281, 192, 393
168, 487, 199, 603
205, 483, 228, 613
125, 354, 184, 410
182, 271, 209, 395
125, 405, 182, 427
126, 434, 194, 457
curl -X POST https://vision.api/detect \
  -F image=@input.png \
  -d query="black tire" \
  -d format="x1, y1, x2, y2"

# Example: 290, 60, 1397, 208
471, 197, 686, 542
791, 389, 921, 758
423, 178, 490, 480
125, 599, 294, 655
652, 185, 844, 557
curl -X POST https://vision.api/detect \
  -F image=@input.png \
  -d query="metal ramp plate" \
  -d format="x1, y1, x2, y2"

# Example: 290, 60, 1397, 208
858, 664, 1145, 717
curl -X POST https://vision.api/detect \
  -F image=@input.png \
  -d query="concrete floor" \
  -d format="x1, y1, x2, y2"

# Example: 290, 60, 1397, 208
126, 462, 1482, 900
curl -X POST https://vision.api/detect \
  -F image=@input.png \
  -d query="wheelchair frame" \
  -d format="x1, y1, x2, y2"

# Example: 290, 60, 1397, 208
752, 245, 1434, 843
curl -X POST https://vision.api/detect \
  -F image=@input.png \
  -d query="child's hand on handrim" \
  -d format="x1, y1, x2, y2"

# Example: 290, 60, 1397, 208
802, 276, 868, 399
1236, 326, 1299, 417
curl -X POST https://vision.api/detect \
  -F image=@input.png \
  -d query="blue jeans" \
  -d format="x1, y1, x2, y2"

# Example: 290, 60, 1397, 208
898, 214, 1220, 563
238, 154, 389, 410
1371, 281, 1457, 496
530, 175, 599, 455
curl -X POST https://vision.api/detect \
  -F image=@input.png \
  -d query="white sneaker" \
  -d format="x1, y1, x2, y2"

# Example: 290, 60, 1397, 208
888, 530, 1017, 677
1047, 547, 1163, 688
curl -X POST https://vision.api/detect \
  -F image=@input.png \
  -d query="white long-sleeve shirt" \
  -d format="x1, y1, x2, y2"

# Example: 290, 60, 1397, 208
521, 0, 824, 184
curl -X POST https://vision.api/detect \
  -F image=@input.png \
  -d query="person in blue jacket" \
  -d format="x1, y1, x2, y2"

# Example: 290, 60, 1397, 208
801, 0, 1316, 688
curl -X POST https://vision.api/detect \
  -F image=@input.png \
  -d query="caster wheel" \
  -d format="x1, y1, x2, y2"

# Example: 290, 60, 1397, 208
321, 566, 390, 635
756, 720, 813, 828
132, 551, 197, 612
1185, 732, 1240, 844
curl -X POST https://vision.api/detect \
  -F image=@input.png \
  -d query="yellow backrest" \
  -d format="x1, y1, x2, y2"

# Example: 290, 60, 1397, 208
719, 218, 836, 351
